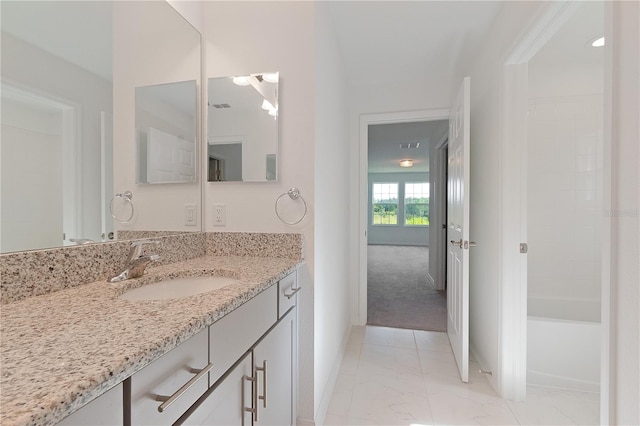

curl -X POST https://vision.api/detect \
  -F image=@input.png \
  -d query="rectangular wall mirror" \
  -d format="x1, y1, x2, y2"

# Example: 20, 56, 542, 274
207, 72, 279, 182
136, 80, 197, 184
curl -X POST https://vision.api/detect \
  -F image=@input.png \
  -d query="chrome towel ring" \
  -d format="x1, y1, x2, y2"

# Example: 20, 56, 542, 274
275, 188, 307, 225
110, 191, 135, 223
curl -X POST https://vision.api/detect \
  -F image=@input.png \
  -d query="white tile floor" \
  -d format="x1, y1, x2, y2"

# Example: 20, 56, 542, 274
324, 326, 600, 426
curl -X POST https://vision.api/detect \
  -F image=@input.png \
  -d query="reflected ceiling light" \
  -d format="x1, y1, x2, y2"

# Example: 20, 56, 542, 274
261, 99, 274, 110
232, 76, 251, 86
400, 159, 414, 168
261, 99, 277, 117
263, 72, 279, 83
591, 36, 605, 47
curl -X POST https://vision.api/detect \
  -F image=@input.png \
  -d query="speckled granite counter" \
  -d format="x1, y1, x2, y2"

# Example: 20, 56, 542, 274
0, 255, 302, 426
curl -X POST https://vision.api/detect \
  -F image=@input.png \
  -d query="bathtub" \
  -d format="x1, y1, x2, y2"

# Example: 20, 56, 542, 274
527, 297, 601, 393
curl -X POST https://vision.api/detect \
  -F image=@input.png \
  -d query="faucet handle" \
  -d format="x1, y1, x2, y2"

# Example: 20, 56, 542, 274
129, 239, 160, 259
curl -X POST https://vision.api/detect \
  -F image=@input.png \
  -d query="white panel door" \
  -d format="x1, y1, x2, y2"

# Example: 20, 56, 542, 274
447, 77, 471, 383
147, 127, 195, 183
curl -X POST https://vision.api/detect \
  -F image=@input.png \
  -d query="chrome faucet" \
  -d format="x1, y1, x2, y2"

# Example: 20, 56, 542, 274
108, 240, 160, 283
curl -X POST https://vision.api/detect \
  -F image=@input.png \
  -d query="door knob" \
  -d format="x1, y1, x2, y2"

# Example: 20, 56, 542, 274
450, 239, 463, 248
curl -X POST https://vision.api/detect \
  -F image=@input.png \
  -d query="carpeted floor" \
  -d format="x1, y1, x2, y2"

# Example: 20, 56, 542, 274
367, 245, 447, 332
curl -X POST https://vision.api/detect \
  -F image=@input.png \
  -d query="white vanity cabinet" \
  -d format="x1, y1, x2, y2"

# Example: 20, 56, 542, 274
57, 270, 298, 426
180, 271, 298, 426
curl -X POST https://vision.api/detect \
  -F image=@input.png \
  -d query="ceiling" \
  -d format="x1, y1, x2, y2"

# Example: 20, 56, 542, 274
325, 1, 504, 87
368, 120, 448, 173
326, 1, 504, 175
1, 1, 113, 81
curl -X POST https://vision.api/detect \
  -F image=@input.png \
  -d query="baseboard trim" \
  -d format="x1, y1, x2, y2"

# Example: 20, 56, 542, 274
314, 324, 352, 426
297, 418, 315, 426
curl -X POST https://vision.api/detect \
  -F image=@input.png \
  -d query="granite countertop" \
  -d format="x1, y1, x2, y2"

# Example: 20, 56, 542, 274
0, 255, 301, 426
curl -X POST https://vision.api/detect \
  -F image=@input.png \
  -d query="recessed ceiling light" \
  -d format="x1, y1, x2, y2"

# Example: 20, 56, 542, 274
400, 159, 414, 168
591, 36, 605, 48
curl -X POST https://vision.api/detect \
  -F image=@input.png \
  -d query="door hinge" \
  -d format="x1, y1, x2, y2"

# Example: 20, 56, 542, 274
520, 243, 528, 254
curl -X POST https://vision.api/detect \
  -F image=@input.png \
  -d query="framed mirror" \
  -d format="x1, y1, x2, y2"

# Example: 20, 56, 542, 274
0, 1, 201, 253
136, 80, 197, 184
207, 72, 279, 182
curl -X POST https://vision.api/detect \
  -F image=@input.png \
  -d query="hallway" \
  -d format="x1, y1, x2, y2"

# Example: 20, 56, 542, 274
324, 326, 599, 425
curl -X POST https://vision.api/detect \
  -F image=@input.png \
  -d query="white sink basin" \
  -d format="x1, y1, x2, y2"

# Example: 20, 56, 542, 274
119, 275, 238, 301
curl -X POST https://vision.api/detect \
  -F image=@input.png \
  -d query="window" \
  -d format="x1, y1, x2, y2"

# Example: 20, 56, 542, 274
372, 183, 398, 225
404, 182, 429, 226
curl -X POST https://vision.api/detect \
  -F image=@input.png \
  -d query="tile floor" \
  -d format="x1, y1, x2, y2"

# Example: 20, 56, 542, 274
324, 326, 600, 425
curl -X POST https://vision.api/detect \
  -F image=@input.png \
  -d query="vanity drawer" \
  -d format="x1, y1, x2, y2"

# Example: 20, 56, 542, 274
130, 329, 209, 425
278, 271, 299, 318
209, 285, 277, 384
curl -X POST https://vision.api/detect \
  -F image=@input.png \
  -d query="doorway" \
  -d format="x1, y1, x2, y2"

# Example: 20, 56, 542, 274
500, 1, 608, 422
357, 109, 450, 330
0, 82, 80, 252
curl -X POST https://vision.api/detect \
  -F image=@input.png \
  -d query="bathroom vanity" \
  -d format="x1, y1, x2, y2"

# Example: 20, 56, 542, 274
0, 235, 302, 426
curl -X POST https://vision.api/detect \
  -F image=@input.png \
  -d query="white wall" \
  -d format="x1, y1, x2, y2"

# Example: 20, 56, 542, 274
113, 1, 201, 232
313, 3, 351, 423
462, 2, 640, 423
527, 96, 603, 308
367, 172, 430, 246
455, 0, 550, 393
607, 2, 639, 423
202, 2, 318, 422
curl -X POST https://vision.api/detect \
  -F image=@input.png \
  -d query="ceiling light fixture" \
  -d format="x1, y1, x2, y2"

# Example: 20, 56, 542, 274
232, 76, 251, 86
591, 36, 605, 47
400, 159, 414, 168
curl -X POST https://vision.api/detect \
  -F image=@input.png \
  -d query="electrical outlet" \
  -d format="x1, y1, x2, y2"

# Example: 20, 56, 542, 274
185, 204, 197, 226
213, 204, 226, 226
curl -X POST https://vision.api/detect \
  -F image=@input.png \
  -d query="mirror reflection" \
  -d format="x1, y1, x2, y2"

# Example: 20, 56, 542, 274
0, 1, 201, 254
1, 1, 114, 253
207, 73, 279, 182
136, 80, 197, 184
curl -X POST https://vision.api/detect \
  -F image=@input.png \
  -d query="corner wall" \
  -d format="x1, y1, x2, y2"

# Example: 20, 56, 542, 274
313, 4, 351, 422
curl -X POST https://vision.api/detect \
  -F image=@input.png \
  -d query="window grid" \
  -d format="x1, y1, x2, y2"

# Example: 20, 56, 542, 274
372, 183, 398, 225
404, 182, 429, 226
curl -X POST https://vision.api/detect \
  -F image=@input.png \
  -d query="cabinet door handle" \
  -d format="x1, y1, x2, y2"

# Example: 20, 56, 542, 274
284, 286, 301, 299
256, 360, 267, 408
243, 373, 257, 423
156, 363, 214, 412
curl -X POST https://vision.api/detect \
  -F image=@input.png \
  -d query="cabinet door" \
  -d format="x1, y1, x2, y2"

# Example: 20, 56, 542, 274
182, 352, 253, 426
253, 308, 295, 426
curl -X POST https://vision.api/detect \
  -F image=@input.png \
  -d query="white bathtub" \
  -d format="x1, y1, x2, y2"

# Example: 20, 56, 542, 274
527, 297, 601, 393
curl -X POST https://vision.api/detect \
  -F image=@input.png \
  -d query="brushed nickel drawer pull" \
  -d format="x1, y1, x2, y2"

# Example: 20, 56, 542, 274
156, 363, 214, 412
256, 360, 267, 408
243, 374, 257, 418
284, 287, 301, 299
